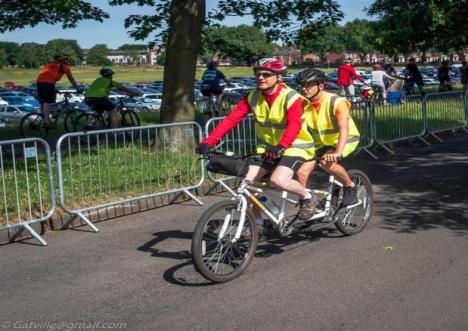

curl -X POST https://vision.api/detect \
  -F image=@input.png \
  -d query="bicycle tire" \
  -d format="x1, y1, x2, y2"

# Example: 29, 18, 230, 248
74, 112, 105, 132
192, 199, 258, 283
63, 109, 81, 133
121, 110, 140, 128
19, 112, 47, 138
334, 169, 374, 235
221, 97, 231, 115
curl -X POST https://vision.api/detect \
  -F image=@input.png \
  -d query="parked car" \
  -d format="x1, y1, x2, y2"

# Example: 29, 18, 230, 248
0, 96, 40, 109
0, 105, 34, 124
124, 97, 161, 111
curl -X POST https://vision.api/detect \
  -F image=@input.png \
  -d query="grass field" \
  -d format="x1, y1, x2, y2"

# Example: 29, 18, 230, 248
0, 65, 350, 86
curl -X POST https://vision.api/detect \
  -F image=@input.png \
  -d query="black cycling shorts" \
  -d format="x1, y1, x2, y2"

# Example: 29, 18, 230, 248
84, 97, 115, 112
201, 86, 223, 97
249, 155, 305, 172
36, 82, 56, 104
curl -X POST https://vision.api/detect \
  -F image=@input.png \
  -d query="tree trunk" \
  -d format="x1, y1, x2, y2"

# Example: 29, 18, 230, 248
159, 0, 205, 124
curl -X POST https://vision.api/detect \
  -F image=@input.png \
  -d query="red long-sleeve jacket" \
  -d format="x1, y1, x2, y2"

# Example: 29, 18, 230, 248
200, 85, 303, 149
337, 64, 365, 86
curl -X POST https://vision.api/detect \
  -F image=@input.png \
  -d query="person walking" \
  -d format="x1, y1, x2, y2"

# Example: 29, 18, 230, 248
437, 60, 453, 92
337, 58, 365, 99
404, 58, 424, 95
371, 63, 397, 104
461, 61, 468, 92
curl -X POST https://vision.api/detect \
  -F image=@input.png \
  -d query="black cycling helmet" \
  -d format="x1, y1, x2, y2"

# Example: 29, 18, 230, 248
207, 61, 218, 69
295, 68, 327, 85
100, 68, 115, 78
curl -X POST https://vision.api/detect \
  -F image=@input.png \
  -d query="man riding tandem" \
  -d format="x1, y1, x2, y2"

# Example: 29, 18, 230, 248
198, 59, 360, 225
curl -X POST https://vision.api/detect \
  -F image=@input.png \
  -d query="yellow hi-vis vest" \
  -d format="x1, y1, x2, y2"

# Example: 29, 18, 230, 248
247, 85, 315, 160
305, 92, 360, 157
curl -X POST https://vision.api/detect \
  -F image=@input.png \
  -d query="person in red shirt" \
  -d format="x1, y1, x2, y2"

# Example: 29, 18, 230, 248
198, 58, 317, 221
36, 52, 80, 127
337, 58, 365, 98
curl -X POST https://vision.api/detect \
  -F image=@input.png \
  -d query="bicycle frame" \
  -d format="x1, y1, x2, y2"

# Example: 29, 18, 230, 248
222, 174, 352, 243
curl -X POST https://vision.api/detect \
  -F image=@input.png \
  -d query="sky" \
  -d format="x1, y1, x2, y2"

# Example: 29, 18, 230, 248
0, 0, 373, 49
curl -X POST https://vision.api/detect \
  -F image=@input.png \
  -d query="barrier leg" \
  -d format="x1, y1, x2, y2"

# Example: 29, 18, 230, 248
417, 136, 431, 146
429, 132, 444, 142
182, 189, 204, 206
354, 147, 379, 160
377, 143, 396, 155
10, 224, 47, 246
63, 212, 100, 232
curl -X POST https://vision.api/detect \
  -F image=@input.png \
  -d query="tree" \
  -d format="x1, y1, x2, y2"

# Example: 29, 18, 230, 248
118, 44, 147, 51
45, 39, 83, 65
0, 42, 20, 66
296, 24, 344, 63
87, 44, 112, 66
16, 43, 47, 68
202, 25, 274, 65
0, 0, 343, 124
365, 0, 467, 57
340, 19, 376, 64
0, 0, 108, 32
0, 49, 7, 68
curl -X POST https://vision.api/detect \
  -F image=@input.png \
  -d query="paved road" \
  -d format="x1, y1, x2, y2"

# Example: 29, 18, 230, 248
1, 134, 468, 330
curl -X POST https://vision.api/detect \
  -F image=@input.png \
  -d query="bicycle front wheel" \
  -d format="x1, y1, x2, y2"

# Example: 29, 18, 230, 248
192, 200, 258, 283
20, 113, 47, 138
334, 169, 374, 235
63, 109, 81, 133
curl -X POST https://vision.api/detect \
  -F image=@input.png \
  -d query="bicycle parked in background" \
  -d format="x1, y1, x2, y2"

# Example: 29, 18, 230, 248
20, 91, 84, 138
192, 152, 373, 283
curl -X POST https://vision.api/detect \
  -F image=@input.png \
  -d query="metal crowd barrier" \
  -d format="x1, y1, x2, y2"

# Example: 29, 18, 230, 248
351, 101, 378, 159
373, 95, 430, 154
204, 115, 257, 195
0, 138, 55, 246
56, 122, 204, 231
424, 91, 467, 142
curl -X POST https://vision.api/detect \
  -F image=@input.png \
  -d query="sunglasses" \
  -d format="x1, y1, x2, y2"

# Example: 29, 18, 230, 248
255, 72, 276, 79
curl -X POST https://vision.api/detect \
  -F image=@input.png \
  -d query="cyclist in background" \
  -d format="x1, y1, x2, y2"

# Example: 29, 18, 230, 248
337, 58, 365, 99
200, 61, 231, 102
84, 68, 139, 128
198, 58, 317, 221
295, 69, 360, 207
36, 52, 80, 128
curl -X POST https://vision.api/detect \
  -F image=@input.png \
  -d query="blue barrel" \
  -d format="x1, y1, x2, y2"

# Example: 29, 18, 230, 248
387, 91, 402, 104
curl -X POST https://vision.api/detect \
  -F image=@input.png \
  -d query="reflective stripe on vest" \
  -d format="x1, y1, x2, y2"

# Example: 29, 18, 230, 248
305, 92, 360, 156
248, 85, 315, 160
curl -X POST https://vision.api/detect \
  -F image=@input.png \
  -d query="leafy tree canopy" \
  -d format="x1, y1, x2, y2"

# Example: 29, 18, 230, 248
202, 25, 274, 65
87, 44, 112, 66
45, 39, 83, 65
366, 0, 467, 55
117, 44, 148, 51
0, 42, 21, 66
0, 0, 109, 32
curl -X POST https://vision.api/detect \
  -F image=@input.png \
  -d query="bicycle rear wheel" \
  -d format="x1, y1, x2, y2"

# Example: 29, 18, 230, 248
334, 169, 374, 235
20, 113, 47, 138
192, 200, 258, 283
